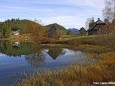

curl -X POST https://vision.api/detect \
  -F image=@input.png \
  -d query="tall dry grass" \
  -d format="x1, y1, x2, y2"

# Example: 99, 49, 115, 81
17, 51, 115, 86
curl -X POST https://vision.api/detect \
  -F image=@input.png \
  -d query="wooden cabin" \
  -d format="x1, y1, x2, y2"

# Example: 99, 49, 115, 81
48, 25, 58, 38
87, 18, 105, 35
79, 27, 87, 35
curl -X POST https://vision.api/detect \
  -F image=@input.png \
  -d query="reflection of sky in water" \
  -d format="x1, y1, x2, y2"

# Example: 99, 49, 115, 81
0, 55, 33, 85
40, 48, 91, 69
0, 48, 96, 85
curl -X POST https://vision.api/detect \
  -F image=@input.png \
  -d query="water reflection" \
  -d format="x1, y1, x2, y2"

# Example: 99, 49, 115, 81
0, 41, 96, 85
26, 52, 45, 68
47, 48, 64, 60
0, 41, 96, 68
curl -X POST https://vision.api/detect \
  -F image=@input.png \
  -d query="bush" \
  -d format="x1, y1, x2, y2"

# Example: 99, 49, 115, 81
95, 34, 115, 50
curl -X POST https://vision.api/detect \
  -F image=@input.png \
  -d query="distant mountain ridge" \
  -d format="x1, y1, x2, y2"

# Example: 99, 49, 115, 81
68, 28, 80, 34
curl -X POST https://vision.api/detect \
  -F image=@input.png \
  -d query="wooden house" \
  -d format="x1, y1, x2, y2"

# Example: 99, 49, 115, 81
87, 18, 105, 35
48, 25, 58, 38
46, 23, 67, 39
79, 27, 87, 35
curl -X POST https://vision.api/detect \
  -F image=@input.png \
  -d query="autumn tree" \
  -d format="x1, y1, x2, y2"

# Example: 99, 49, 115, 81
103, 0, 115, 21
55, 29, 66, 39
24, 21, 46, 42
1, 23, 11, 38
98, 0, 115, 34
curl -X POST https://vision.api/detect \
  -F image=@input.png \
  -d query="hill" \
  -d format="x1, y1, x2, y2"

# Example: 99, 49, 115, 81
45, 23, 68, 33
0, 19, 42, 38
0, 19, 35, 31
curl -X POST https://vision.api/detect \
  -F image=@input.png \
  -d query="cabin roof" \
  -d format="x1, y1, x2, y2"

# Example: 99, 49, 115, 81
88, 19, 105, 31
48, 25, 58, 33
96, 19, 104, 24
79, 27, 86, 31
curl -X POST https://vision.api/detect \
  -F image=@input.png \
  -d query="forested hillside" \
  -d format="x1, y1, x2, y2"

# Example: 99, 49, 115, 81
0, 19, 45, 38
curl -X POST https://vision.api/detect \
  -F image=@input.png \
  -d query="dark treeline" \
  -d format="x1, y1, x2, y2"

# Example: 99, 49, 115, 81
0, 41, 33, 57
0, 18, 28, 38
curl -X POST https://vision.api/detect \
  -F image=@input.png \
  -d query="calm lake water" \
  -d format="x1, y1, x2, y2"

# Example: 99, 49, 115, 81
0, 41, 95, 85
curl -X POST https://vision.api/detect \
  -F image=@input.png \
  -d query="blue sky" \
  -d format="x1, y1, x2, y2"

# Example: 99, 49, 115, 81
0, 0, 105, 29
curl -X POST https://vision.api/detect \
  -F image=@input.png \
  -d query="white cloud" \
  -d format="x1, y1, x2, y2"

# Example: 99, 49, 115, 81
41, 15, 85, 29
0, 0, 105, 29
27, 0, 104, 9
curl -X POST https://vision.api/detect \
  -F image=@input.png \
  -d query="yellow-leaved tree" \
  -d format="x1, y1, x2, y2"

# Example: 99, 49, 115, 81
24, 21, 47, 43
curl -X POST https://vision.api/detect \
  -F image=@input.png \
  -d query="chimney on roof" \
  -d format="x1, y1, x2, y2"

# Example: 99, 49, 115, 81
92, 17, 94, 22
97, 18, 100, 21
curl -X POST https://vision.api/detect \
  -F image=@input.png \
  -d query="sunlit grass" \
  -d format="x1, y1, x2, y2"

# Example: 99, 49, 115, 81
76, 44, 113, 53
61, 35, 94, 40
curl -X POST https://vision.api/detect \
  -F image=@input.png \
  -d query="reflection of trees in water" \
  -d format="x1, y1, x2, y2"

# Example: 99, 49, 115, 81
25, 49, 45, 68
25, 43, 45, 67
0, 41, 33, 57
0, 41, 46, 67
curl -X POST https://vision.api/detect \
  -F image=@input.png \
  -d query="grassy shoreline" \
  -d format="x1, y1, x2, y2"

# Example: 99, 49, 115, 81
17, 49, 115, 86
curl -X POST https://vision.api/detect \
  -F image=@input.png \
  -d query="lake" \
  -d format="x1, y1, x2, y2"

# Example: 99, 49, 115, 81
0, 41, 96, 85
